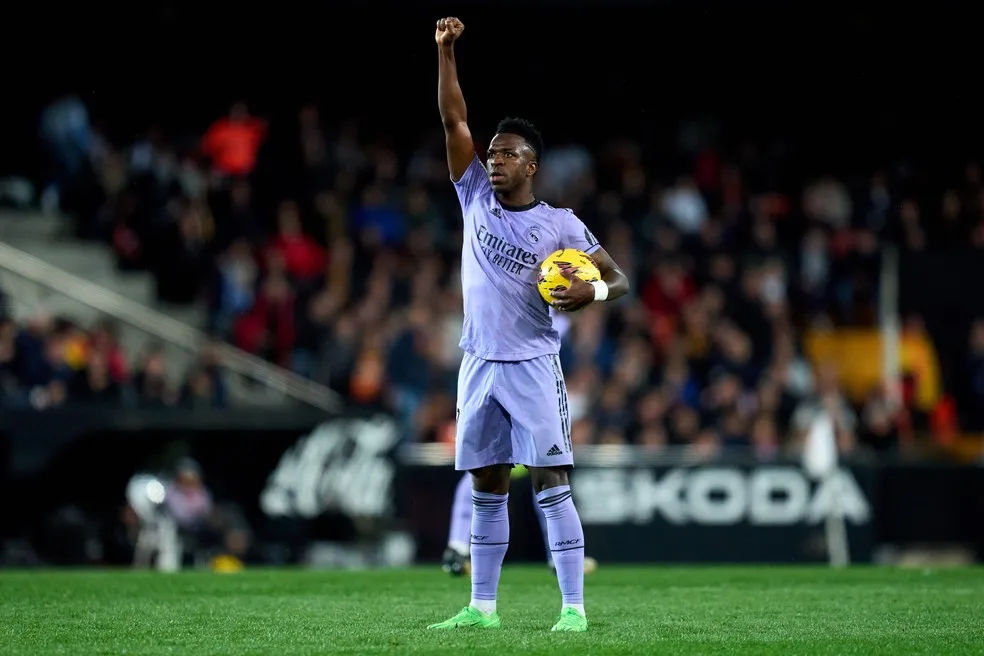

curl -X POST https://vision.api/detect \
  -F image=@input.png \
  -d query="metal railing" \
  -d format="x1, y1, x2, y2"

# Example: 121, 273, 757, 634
0, 240, 344, 413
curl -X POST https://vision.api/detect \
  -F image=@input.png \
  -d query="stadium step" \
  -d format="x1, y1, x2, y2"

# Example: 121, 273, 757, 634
0, 211, 204, 314
0, 210, 295, 408
0, 210, 63, 242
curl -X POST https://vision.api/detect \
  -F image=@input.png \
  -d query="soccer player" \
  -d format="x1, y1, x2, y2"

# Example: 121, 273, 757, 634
427, 17, 629, 633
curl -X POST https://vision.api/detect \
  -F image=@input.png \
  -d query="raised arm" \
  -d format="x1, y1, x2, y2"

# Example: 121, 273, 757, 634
435, 17, 476, 182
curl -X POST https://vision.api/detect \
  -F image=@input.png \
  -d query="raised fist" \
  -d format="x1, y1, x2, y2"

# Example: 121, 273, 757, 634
435, 17, 464, 46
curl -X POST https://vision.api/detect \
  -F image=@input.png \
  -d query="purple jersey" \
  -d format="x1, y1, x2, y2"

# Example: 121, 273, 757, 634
454, 155, 600, 361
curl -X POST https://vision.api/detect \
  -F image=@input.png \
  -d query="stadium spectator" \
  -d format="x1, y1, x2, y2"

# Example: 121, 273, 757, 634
387, 304, 438, 440
265, 200, 326, 282
350, 181, 407, 248
39, 94, 97, 215
208, 238, 259, 336
790, 362, 858, 454
88, 319, 129, 383
661, 176, 709, 235
201, 102, 267, 179
216, 179, 262, 246
234, 269, 296, 368
131, 342, 178, 408
154, 199, 215, 304
70, 349, 123, 405
183, 340, 228, 409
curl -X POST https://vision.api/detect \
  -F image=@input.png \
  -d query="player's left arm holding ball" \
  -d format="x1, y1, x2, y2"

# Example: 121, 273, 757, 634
550, 225, 629, 312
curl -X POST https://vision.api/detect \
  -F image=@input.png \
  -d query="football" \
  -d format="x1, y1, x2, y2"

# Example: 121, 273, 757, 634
536, 248, 601, 306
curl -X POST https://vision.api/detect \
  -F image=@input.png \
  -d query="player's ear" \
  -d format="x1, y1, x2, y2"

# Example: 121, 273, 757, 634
527, 160, 538, 179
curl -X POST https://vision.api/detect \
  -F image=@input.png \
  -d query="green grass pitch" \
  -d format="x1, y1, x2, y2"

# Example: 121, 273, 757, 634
1, 566, 982, 654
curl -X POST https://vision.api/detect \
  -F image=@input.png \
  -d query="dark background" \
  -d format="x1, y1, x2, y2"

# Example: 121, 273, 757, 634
5, 3, 979, 181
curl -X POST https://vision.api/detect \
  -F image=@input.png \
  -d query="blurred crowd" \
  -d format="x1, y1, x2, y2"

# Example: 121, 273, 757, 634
25, 94, 984, 456
0, 302, 228, 410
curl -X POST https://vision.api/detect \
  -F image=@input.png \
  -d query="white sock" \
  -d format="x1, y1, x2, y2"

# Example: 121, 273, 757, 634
448, 540, 469, 557
563, 603, 586, 616
470, 599, 496, 614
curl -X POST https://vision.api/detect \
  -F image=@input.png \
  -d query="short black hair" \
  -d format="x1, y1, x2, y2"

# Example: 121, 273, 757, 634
496, 117, 543, 163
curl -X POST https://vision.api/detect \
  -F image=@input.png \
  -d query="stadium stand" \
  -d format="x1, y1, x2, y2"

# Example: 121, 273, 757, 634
3, 94, 983, 459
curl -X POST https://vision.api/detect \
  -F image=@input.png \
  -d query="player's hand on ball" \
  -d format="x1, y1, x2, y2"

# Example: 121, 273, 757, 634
435, 17, 465, 46
551, 267, 595, 312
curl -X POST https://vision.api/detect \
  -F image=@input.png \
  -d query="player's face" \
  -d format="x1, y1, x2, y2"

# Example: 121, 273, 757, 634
486, 133, 537, 193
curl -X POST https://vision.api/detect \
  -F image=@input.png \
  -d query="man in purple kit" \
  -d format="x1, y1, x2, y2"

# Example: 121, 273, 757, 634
427, 17, 629, 633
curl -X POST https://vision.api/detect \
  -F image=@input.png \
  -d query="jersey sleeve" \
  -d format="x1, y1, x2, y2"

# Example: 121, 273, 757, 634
452, 155, 492, 207
560, 209, 602, 255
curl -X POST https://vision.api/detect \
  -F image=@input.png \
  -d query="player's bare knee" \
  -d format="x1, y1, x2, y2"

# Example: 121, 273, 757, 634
528, 466, 570, 493
469, 465, 511, 494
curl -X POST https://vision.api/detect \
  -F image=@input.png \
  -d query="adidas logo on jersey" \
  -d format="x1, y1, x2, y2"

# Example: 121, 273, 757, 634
546, 445, 563, 456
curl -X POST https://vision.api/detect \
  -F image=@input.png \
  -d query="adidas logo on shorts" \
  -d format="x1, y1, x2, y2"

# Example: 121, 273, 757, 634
546, 444, 563, 456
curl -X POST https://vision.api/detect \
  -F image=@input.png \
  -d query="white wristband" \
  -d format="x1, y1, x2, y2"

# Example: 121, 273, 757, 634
590, 280, 609, 302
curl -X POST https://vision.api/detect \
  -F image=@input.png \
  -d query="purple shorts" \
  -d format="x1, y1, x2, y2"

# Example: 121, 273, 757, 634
454, 352, 573, 471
